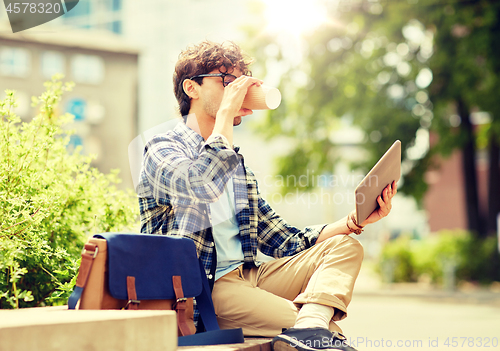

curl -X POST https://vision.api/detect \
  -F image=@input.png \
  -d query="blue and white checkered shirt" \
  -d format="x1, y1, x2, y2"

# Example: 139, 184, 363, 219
137, 121, 326, 288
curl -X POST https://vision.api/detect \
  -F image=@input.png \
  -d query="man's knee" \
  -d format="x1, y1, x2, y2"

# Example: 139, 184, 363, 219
322, 234, 364, 261
345, 235, 364, 259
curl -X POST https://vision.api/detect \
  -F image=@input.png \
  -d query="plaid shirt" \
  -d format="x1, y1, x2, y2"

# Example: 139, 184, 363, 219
137, 121, 325, 288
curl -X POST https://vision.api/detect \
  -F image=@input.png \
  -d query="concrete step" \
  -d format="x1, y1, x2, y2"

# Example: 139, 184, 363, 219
0, 306, 273, 351
0, 306, 177, 351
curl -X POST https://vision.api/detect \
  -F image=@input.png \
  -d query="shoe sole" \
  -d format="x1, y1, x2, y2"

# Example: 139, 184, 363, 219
273, 339, 300, 351
272, 335, 346, 351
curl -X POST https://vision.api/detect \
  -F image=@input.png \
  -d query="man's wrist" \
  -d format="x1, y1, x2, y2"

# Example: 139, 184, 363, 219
212, 111, 234, 145
346, 211, 364, 235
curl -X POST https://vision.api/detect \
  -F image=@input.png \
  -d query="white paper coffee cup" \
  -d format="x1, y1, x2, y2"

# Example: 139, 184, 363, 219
241, 85, 281, 110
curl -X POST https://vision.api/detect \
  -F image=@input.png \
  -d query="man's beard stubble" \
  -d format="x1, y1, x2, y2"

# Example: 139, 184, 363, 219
203, 99, 242, 127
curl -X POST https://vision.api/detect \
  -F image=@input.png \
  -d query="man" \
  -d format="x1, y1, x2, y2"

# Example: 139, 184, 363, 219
138, 41, 396, 351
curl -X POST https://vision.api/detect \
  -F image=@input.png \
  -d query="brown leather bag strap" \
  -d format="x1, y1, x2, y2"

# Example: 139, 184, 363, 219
125, 276, 140, 310
75, 243, 98, 289
68, 243, 99, 309
172, 275, 192, 336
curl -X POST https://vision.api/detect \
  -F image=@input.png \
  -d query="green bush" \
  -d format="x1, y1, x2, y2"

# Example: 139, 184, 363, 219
0, 75, 139, 309
453, 234, 498, 283
378, 235, 418, 283
411, 230, 468, 284
377, 230, 499, 285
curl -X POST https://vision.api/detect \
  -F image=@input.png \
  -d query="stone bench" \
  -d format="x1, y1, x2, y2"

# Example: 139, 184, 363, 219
0, 306, 177, 351
0, 306, 272, 351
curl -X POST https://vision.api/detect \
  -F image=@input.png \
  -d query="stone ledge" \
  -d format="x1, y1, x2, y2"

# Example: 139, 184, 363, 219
0, 306, 177, 351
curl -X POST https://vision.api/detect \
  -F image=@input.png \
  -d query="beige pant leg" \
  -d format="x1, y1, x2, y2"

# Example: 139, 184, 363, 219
212, 267, 298, 336
253, 234, 363, 321
212, 235, 363, 336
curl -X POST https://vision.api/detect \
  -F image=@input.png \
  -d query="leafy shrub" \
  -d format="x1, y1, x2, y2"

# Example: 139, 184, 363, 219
411, 230, 468, 284
0, 76, 139, 309
378, 235, 418, 283
452, 234, 498, 283
377, 230, 499, 285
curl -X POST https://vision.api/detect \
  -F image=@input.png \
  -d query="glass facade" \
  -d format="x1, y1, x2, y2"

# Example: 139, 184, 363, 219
71, 54, 105, 84
41, 51, 66, 78
62, 0, 122, 34
0, 46, 31, 77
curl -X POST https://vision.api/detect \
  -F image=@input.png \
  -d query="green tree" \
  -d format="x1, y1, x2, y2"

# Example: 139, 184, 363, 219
0, 76, 139, 308
420, 0, 500, 239
247, 0, 500, 240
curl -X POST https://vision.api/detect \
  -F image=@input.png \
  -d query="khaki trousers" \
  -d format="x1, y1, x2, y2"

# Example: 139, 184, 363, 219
212, 234, 364, 337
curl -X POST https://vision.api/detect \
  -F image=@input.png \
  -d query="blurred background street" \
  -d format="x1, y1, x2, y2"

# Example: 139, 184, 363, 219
339, 264, 500, 351
1, 0, 500, 337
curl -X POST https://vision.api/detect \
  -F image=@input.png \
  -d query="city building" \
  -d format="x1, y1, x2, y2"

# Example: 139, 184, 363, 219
424, 133, 492, 234
0, 21, 140, 188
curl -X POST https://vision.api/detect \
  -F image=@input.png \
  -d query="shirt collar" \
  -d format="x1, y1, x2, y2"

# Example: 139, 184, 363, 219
174, 121, 205, 150
174, 121, 241, 153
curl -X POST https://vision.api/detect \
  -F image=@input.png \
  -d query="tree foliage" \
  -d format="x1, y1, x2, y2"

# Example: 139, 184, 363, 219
0, 76, 138, 308
246, 0, 500, 237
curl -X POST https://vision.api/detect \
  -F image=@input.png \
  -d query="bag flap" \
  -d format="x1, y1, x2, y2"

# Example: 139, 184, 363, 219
95, 233, 202, 300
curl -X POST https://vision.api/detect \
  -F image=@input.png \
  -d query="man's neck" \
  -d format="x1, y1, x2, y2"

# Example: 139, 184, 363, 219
185, 111, 214, 141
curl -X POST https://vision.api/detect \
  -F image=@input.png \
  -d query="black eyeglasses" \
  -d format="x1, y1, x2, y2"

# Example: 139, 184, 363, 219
189, 73, 237, 87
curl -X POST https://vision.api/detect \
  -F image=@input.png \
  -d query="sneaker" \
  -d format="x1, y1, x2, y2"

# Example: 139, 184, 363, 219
272, 327, 357, 351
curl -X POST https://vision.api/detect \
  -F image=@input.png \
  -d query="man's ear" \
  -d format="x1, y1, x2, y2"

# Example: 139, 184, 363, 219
183, 79, 199, 100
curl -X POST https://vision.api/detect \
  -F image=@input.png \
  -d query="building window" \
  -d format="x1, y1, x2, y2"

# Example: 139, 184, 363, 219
64, 0, 90, 17
71, 54, 105, 84
110, 20, 122, 34
0, 46, 31, 77
66, 98, 87, 121
112, 0, 121, 11
41, 51, 65, 79
67, 134, 84, 153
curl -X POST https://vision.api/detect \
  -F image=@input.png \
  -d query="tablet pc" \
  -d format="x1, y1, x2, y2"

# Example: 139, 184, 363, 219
355, 140, 401, 224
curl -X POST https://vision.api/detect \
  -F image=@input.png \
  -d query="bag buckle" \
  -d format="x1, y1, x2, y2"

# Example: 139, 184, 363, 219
123, 299, 141, 310
82, 246, 99, 258
173, 297, 187, 310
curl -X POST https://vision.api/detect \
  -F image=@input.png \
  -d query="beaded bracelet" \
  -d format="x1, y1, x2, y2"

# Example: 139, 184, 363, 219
346, 211, 364, 235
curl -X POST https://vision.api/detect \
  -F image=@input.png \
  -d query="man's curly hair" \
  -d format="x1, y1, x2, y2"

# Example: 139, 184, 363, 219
173, 41, 253, 119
